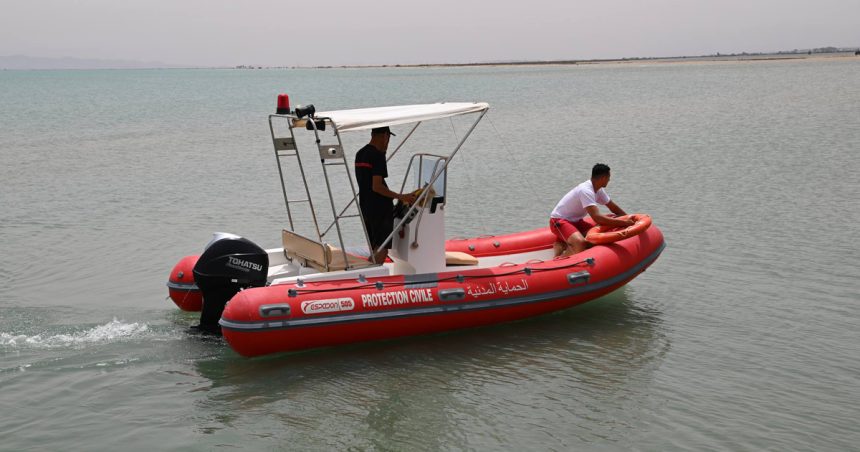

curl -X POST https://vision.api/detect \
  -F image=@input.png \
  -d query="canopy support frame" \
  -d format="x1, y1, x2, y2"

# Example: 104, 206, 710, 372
268, 102, 489, 271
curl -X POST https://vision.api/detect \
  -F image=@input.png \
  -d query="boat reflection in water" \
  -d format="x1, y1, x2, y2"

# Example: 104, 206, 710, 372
189, 287, 667, 445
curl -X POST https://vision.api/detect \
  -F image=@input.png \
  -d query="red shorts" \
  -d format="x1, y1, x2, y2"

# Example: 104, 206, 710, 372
549, 217, 592, 242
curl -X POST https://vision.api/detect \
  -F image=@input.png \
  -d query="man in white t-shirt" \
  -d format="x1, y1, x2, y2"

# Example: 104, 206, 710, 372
549, 163, 634, 256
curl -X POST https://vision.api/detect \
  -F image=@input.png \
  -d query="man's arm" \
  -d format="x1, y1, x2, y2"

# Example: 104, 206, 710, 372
372, 176, 416, 203
586, 205, 634, 227
605, 200, 627, 217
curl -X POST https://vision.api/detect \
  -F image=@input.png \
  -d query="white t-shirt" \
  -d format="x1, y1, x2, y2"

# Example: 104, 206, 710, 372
550, 180, 611, 222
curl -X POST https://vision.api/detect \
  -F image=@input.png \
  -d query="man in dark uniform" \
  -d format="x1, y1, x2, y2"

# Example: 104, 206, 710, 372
354, 127, 416, 264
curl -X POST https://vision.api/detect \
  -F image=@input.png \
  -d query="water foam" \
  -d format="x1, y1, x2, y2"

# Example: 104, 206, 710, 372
0, 319, 150, 349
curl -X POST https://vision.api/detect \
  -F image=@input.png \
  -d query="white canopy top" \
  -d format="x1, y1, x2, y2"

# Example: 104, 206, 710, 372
315, 102, 489, 133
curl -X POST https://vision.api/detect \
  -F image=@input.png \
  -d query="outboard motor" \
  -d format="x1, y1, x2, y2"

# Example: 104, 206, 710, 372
192, 233, 268, 334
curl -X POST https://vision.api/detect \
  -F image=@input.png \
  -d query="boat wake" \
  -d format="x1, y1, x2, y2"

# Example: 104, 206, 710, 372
0, 319, 153, 350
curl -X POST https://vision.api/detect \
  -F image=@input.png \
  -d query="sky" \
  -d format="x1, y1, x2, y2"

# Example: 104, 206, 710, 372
2, 0, 859, 67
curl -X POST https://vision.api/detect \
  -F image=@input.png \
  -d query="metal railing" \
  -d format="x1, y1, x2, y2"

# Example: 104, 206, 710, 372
267, 106, 488, 271
268, 114, 370, 271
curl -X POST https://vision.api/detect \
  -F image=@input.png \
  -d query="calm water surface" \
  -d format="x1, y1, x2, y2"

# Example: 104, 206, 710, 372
1, 59, 859, 450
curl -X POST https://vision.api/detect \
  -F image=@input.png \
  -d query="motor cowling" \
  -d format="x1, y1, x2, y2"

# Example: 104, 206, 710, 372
192, 234, 268, 334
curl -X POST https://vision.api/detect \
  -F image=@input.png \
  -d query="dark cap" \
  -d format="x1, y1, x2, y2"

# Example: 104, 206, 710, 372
371, 126, 396, 136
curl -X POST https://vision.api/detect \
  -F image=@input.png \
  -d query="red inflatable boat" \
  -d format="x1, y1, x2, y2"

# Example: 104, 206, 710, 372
218, 224, 663, 357
166, 99, 665, 357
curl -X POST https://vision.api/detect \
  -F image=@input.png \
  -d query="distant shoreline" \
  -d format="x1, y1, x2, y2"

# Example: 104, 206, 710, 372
304, 52, 860, 70
3, 50, 858, 71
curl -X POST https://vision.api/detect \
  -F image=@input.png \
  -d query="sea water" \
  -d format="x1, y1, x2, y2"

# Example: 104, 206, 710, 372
1, 59, 859, 450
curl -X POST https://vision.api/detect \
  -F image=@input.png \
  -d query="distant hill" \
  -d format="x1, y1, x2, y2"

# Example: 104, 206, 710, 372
0, 55, 182, 70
